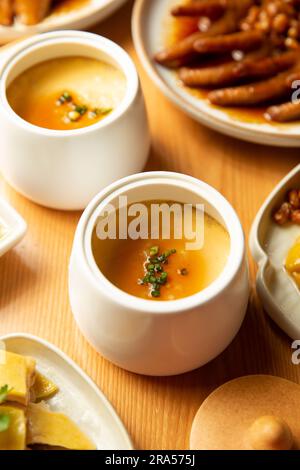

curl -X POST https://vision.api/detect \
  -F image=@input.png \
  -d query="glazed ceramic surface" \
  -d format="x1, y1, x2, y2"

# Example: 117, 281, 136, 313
0, 196, 26, 257
69, 172, 250, 376
0, 31, 150, 210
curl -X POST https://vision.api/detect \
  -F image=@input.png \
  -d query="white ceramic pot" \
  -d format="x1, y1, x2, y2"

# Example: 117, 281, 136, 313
0, 31, 150, 210
69, 172, 250, 376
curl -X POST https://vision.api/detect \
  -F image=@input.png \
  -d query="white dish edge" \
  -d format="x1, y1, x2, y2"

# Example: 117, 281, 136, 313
249, 164, 300, 339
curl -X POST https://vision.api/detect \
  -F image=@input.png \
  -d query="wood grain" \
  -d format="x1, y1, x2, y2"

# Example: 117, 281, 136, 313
0, 0, 300, 450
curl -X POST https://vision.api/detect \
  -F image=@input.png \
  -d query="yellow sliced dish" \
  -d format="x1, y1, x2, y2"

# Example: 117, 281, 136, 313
0, 350, 95, 450
27, 403, 96, 450
0, 351, 36, 405
0, 405, 26, 450
31, 372, 59, 402
285, 236, 300, 288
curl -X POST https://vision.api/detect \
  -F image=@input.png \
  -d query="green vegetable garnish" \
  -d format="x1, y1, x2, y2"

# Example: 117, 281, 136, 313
149, 246, 159, 257
151, 290, 160, 298
0, 385, 10, 404
62, 92, 72, 101
91, 108, 113, 117
160, 272, 168, 282
0, 385, 12, 433
56, 92, 113, 124
164, 249, 177, 258
139, 246, 176, 298
154, 264, 163, 272
101, 108, 113, 115
0, 414, 10, 433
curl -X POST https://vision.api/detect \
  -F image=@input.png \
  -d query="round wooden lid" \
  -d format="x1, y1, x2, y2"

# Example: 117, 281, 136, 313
190, 375, 300, 450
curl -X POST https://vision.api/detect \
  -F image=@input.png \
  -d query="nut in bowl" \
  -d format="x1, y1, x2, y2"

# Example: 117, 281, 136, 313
0, 31, 150, 210
69, 172, 250, 376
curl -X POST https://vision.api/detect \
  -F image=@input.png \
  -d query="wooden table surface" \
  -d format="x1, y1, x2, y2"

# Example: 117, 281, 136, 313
1, 0, 300, 450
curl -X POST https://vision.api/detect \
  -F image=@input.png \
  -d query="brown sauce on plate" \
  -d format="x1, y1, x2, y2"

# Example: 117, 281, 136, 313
167, 16, 294, 125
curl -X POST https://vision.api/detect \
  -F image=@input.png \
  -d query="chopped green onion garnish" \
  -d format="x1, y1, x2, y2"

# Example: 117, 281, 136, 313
164, 249, 177, 258
74, 105, 87, 116
0, 385, 12, 433
150, 246, 159, 257
62, 91, 72, 101
92, 107, 113, 116
139, 246, 176, 298
56, 92, 112, 124
151, 289, 160, 298
57, 91, 72, 105
0, 385, 10, 404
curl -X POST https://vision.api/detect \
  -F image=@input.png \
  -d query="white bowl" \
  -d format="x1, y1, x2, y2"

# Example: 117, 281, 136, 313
0, 31, 150, 210
0, 196, 26, 256
250, 164, 300, 339
69, 171, 250, 376
1, 333, 133, 449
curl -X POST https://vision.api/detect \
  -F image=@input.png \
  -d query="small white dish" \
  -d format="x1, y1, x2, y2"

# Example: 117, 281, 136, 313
0, 332, 133, 450
250, 164, 300, 339
0, 31, 150, 210
132, 0, 300, 147
69, 171, 249, 376
0, 196, 26, 257
0, 0, 128, 44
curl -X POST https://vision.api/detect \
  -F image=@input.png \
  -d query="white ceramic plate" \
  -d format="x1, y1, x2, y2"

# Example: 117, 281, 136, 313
250, 164, 300, 339
0, 196, 26, 256
0, 333, 133, 450
0, 0, 127, 44
132, 0, 300, 147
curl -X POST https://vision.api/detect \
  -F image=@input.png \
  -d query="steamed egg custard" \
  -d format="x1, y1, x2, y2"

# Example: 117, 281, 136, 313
92, 201, 230, 301
7, 57, 127, 131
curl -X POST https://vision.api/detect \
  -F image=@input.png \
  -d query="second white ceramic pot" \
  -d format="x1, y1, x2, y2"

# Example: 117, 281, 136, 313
0, 31, 150, 210
69, 172, 250, 376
